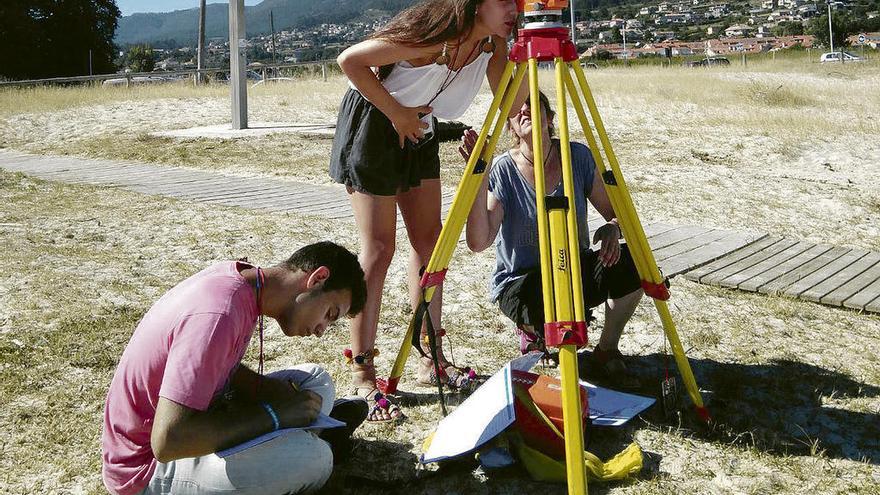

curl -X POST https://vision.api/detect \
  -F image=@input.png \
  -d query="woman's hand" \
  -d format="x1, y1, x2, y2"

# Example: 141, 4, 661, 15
389, 104, 432, 148
458, 128, 479, 161
592, 222, 622, 267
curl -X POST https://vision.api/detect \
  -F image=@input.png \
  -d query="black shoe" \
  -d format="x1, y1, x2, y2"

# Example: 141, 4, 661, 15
583, 346, 641, 391
319, 397, 368, 464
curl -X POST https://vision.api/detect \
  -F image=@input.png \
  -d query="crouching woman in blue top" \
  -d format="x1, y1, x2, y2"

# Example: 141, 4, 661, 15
462, 91, 644, 388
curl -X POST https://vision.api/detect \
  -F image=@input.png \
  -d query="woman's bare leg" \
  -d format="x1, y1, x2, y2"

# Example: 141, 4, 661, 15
348, 188, 400, 420
397, 179, 450, 378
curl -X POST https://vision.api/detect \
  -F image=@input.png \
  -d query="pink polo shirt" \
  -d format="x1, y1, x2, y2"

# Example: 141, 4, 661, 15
101, 261, 259, 495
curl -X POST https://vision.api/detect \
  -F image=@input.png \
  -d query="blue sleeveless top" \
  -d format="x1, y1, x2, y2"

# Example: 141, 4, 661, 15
487, 141, 597, 301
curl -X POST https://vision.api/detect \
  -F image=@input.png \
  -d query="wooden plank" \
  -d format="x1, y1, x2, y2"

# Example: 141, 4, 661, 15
240, 191, 316, 207
25, 167, 99, 182
1, 157, 96, 173
720, 239, 815, 292
654, 228, 731, 262
282, 189, 347, 207
39, 165, 140, 178
643, 222, 678, 238
701, 237, 798, 286
186, 183, 286, 201
865, 295, 880, 314
130, 178, 234, 196
684, 236, 781, 283
820, 253, 880, 306
198, 186, 294, 202
735, 241, 823, 292
131, 174, 225, 190
296, 197, 355, 214
69, 165, 161, 180
661, 231, 767, 277
799, 250, 879, 303
758, 245, 850, 296
842, 272, 880, 311
148, 177, 239, 192
25, 161, 112, 175
782, 248, 869, 298
646, 225, 714, 252
742, 243, 833, 293
77, 170, 189, 186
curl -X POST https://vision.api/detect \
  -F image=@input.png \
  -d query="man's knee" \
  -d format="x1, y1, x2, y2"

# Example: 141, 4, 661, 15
269, 365, 335, 416
295, 436, 333, 492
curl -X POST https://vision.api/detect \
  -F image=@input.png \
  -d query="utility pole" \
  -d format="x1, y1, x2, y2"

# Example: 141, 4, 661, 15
229, 0, 248, 129
827, 0, 834, 54
197, 0, 206, 84
622, 22, 628, 66
270, 10, 277, 67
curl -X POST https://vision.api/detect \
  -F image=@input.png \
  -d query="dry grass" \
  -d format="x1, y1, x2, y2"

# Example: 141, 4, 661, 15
1, 59, 879, 494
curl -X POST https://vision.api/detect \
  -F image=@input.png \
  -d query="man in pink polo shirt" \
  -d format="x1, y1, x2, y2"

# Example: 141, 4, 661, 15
102, 241, 367, 495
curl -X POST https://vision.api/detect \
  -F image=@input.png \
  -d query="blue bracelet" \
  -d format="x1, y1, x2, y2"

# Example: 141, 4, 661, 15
261, 402, 280, 431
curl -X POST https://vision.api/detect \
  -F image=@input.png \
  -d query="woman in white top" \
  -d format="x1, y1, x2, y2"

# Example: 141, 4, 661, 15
330, 0, 527, 423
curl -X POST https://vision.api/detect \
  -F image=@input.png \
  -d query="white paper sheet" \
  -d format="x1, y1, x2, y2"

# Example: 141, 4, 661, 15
216, 413, 345, 458
580, 380, 656, 427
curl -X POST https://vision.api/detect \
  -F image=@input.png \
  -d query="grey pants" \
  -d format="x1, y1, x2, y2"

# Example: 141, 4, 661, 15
141, 364, 335, 495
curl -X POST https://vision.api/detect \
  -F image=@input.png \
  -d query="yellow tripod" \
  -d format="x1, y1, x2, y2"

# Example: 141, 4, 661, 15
380, 6, 709, 494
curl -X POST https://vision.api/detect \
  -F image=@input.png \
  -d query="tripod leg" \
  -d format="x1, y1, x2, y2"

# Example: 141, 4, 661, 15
566, 62, 708, 419
555, 58, 587, 326
528, 58, 555, 320
380, 61, 527, 395
528, 57, 589, 495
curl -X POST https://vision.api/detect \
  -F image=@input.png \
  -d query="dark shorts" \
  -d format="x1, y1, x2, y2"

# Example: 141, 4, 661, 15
329, 88, 440, 197
496, 244, 642, 331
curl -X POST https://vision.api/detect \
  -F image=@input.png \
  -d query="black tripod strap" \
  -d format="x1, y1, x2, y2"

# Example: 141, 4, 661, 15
413, 299, 447, 416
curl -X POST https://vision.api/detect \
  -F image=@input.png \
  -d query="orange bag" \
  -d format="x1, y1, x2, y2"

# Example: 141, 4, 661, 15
511, 370, 589, 459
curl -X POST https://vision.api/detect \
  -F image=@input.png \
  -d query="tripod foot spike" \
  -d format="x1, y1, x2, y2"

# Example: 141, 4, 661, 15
695, 406, 711, 423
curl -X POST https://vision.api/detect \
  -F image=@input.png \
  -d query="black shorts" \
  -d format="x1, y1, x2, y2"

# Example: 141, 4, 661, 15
329, 88, 440, 197
496, 244, 642, 331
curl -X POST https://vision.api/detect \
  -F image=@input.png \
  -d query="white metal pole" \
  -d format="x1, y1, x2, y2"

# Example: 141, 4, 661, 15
623, 24, 627, 65
229, 0, 248, 129
570, 0, 577, 48
827, 1, 834, 54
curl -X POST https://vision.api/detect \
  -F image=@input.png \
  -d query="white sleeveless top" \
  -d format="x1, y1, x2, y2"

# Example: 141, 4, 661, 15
350, 51, 492, 120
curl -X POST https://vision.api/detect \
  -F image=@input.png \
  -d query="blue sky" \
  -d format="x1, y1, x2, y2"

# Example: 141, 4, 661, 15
116, 1, 262, 16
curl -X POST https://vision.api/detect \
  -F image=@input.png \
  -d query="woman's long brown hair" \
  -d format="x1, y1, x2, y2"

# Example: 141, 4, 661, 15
371, 0, 483, 80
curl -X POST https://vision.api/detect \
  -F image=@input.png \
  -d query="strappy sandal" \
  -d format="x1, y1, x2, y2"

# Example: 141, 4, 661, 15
417, 361, 478, 391
516, 325, 559, 368
353, 386, 403, 424
415, 328, 479, 392
345, 348, 404, 424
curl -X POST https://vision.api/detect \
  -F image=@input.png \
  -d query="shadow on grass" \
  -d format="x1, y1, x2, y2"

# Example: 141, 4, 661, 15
613, 352, 880, 464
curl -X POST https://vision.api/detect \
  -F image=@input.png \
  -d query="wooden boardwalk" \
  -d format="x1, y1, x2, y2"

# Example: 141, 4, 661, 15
1, 149, 878, 313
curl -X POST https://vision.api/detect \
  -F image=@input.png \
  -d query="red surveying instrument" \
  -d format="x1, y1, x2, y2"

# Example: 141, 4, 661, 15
382, 2, 711, 493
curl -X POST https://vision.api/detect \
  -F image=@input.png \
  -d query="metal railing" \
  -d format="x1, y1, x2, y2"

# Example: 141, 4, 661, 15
0, 59, 338, 87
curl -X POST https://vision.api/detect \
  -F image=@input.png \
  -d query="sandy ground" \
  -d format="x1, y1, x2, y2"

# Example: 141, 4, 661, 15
0, 61, 879, 493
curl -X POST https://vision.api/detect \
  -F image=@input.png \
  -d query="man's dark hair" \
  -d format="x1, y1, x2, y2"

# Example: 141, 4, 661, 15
283, 241, 367, 317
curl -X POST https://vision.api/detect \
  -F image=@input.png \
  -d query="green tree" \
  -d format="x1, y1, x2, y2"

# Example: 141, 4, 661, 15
0, 0, 120, 79
610, 27, 623, 44
808, 13, 856, 49
772, 20, 805, 37
126, 45, 155, 72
